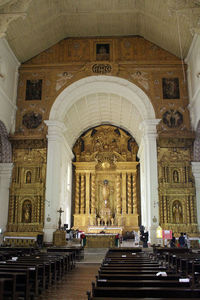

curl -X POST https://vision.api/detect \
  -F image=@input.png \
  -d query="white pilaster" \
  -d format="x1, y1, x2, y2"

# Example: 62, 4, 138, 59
44, 120, 73, 243
0, 163, 13, 243
138, 119, 160, 244
191, 162, 200, 231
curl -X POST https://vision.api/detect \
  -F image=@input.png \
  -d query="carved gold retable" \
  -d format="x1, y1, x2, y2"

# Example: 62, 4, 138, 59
73, 125, 140, 233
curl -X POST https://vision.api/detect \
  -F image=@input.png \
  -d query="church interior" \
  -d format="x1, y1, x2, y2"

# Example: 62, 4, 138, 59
0, 0, 200, 299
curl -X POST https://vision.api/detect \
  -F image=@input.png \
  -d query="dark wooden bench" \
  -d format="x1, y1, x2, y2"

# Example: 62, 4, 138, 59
91, 284, 200, 298
0, 277, 15, 300
96, 278, 191, 288
0, 270, 31, 300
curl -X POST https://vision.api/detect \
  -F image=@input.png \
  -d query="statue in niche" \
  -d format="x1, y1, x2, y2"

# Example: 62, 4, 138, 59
22, 200, 32, 223
172, 201, 183, 224
102, 180, 110, 208
98, 179, 113, 226
26, 171, 32, 183
173, 170, 179, 183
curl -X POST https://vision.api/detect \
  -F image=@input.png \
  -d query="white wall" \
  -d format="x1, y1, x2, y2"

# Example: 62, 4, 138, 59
0, 37, 20, 134
185, 34, 200, 131
0, 38, 19, 242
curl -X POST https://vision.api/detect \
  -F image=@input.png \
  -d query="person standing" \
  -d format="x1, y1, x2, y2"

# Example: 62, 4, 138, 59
170, 233, 176, 248
178, 232, 185, 248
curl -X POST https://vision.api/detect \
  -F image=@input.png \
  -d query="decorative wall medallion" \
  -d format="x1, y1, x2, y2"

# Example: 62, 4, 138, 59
153, 216, 157, 223
22, 112, 42, 129
25, 79, 42, 100
92, 64, 112, 74
162, 78, 180, 99
162, 109, 183, 128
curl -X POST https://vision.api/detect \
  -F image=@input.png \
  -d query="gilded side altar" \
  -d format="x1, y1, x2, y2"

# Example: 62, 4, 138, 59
72, 125, 140, 233
157, 135, 198, 235
4, 137, 46, 245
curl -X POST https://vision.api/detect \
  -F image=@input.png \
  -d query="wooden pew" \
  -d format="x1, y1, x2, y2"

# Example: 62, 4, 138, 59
96, 278, 191, 288
88, 247, 200, 300
91, 284, 200, 298
0, 270, 30, 300
0, 277, 15, 300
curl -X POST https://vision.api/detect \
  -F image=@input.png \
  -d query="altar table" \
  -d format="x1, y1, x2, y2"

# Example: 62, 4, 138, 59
85, 233, 116, 248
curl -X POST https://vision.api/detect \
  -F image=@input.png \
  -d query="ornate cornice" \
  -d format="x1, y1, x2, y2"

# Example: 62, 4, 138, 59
0, 0, 32, 38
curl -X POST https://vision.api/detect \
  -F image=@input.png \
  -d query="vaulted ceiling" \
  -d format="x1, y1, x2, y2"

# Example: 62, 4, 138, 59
1, 0, 200, 62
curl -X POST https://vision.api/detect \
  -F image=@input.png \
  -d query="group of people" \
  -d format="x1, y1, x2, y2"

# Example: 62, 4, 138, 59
170, 232, 190, 248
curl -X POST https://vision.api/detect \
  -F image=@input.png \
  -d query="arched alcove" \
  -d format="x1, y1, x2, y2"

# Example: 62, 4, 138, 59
45, 76, 160, 243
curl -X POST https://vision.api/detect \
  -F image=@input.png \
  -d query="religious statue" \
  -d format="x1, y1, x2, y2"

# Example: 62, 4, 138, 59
26, 171, 32, 183
172, 201, 183, 223
22, 200, 32, 223
173, 170, 179, 183
102, 180, 110, 208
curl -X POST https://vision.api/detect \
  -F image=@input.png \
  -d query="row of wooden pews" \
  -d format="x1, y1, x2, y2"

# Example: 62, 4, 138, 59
87, 247, 200, 300
155, 248, 200, 288
0, 246, 80, 300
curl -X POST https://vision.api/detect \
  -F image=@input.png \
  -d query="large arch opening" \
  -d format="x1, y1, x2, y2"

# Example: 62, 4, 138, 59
45, 76, 160, 243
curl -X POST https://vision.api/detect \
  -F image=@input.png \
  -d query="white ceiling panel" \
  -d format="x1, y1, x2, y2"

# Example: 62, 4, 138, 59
1, 0, 198, 62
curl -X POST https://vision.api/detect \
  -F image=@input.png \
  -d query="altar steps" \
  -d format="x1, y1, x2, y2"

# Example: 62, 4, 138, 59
78, 248, 108, 263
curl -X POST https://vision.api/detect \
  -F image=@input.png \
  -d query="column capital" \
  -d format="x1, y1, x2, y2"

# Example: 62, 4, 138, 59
45, 120, 73, 158
139, 119, 161, 137
192, 162, 200, 178
45, 120, 67, 135
0, 163, 13, 189
0, 163, 13, 177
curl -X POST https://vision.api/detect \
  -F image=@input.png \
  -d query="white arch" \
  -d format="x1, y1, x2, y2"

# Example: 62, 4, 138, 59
49, 76, 155, 146
44, 75, 160, 243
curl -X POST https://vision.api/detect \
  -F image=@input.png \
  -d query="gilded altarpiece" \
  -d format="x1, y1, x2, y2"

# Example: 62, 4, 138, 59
5, 138, 46, 245
158, 136, 198, 235
72, 125, 139, 233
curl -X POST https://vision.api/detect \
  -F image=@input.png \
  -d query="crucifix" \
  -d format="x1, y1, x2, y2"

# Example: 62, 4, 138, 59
57, 207, 64, 230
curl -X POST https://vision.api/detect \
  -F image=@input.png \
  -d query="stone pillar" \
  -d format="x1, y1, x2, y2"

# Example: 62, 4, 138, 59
0, 163, 13, 241
192, 162, 200, 231
138, 119, 160, 244
44, 120, 73, 243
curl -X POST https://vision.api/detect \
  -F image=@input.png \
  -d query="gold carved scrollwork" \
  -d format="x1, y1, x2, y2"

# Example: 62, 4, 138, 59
73, 125, 139, 232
